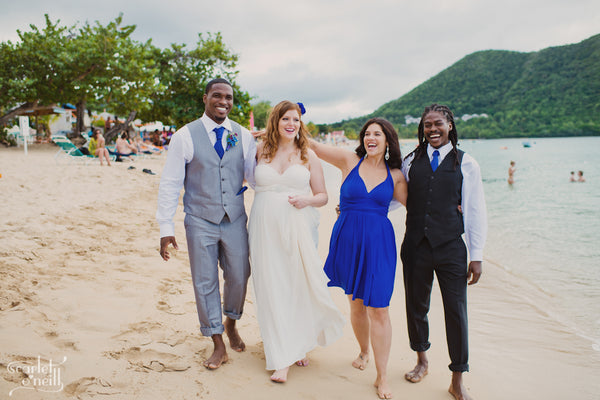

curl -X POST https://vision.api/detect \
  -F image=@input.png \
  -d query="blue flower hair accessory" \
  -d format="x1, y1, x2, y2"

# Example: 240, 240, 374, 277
297, 102, 306, 115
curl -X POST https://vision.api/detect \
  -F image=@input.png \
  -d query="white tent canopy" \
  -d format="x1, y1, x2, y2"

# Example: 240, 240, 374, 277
140, 122, 165, 132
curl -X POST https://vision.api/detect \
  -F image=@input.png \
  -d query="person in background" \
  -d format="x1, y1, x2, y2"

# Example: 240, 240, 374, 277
401, 104, 487, 400
88, 129, 111, 166
134, 135, 162, 154
151, 129, 163, 147
507, 161, 516, 185
104, 116, 112, 132
577, 170, 586, 182
115, 131, 138, 159
569, 171, 576, 182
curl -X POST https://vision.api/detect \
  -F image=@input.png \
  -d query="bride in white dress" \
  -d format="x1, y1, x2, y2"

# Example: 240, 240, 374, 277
248, 101, 345, 383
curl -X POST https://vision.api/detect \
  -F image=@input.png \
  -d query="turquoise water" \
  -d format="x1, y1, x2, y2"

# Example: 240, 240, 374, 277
400, 137, 600, 349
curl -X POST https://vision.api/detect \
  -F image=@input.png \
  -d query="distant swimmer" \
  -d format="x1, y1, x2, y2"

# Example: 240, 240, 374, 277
570, 171, 576, 182
507, 161, 516, 185
577, 170, 586, 182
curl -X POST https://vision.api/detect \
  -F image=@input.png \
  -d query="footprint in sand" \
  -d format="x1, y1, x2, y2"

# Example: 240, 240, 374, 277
156, 300, 186, 315
107, 347, 190, 372
156, 278, 188, 315
251, 342, 266, 361
112, 321, 188, 347
112, 321, 163, 346
64, 376, 120, 397
44, 331, 80, 351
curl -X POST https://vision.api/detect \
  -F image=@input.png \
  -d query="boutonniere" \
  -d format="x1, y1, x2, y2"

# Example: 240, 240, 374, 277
226, 132, 239, 151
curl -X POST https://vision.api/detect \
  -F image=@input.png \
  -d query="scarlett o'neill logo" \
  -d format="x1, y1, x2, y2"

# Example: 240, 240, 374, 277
7, 356, 66, 396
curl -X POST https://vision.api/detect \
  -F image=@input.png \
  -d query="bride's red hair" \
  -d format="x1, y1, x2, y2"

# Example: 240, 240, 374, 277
260, 101, 310, 163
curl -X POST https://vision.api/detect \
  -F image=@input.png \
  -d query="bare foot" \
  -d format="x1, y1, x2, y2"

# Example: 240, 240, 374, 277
202, 348, 229, 370
270, 367, 290, 383
352, 352, 369, 370
449, 383, 473, 400
404, 363, 428, 383
296, 358, 309, 367
449, 372, 473, 400
224, 318, 245, 352
374, 378, 392, 399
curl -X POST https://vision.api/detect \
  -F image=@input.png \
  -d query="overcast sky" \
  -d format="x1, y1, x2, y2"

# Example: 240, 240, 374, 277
2, 0, 599, 124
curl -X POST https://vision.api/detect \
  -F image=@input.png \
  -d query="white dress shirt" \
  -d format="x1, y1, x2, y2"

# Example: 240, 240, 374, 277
156, 114, 257, 237
402, 142, 487, 261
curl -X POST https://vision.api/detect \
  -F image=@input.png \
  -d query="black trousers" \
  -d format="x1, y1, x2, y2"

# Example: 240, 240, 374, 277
401, 236, 469, 372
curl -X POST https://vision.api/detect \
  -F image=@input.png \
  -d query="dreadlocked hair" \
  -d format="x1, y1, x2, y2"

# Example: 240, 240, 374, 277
411, 103, 460, 169
261, 101, 310, 164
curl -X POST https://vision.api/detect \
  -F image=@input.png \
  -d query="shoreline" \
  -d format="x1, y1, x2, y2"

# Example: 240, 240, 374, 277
0, 144, 598, 399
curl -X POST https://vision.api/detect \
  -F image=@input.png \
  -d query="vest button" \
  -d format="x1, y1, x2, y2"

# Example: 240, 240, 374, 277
222, 178, 225, 181
222, 191, 226, 194
430, 176, 434, 180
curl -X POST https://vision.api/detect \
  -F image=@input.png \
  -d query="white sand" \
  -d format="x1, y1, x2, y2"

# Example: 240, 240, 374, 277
0, 144, 598, 399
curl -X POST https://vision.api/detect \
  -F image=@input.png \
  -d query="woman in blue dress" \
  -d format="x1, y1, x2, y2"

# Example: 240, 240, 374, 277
310, 118, 407, 399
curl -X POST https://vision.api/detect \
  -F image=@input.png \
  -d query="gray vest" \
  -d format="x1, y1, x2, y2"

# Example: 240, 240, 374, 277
183, 119, 246, 224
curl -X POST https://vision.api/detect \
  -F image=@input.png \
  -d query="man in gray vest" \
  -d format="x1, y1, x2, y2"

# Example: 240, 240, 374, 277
157, 78, 256, 370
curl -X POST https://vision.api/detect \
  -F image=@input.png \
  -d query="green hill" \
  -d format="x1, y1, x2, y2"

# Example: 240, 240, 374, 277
333, 33, 600, 138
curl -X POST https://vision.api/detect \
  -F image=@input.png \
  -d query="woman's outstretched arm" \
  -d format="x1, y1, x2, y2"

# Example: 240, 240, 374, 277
308, 138, 356, 173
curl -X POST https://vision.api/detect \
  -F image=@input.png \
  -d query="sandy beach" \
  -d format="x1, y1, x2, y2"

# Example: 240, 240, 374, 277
1, 144, 598, 400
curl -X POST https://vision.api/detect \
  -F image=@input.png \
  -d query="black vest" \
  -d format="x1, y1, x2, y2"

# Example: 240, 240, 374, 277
404, 149, 464, 248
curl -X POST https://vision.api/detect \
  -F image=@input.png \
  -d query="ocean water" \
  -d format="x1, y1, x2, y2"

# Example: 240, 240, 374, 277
399, 137, 600, 350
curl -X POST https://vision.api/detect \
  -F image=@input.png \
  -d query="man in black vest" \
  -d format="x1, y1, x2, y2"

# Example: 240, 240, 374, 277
401, 104, 487, 400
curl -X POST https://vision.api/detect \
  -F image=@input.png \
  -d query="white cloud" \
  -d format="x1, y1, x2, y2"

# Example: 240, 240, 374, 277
1, 0, 599, 123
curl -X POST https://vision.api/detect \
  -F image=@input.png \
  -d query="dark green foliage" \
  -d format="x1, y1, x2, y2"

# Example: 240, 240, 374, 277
1, 15, 252, 131
251, 100, 272, 130
0, 125, 16, 146
138, 33, 251, 128
332, 33, 600, 138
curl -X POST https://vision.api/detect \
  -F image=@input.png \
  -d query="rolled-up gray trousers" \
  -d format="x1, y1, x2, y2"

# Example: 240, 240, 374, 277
184, 212, 250, 336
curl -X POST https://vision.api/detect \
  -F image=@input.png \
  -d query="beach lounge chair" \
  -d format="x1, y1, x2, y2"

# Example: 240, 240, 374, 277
106, 146, 139, 162
51, 135, 112, 165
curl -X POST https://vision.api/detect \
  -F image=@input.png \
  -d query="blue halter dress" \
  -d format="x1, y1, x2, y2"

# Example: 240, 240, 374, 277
323, 158, 397, 308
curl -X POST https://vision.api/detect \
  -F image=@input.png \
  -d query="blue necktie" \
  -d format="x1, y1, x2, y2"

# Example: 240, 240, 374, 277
214, 126, 225, 158
431, 150, 439, 172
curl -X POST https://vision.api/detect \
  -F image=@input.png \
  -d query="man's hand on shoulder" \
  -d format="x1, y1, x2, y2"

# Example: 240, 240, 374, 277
251, 129, 266, 139
160, 236, 178, 261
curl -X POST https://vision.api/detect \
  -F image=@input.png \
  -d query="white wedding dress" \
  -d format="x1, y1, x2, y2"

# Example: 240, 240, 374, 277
249, 163, 345, 371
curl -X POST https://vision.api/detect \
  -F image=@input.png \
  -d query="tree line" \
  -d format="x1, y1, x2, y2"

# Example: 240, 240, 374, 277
0, 14, 251, 139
